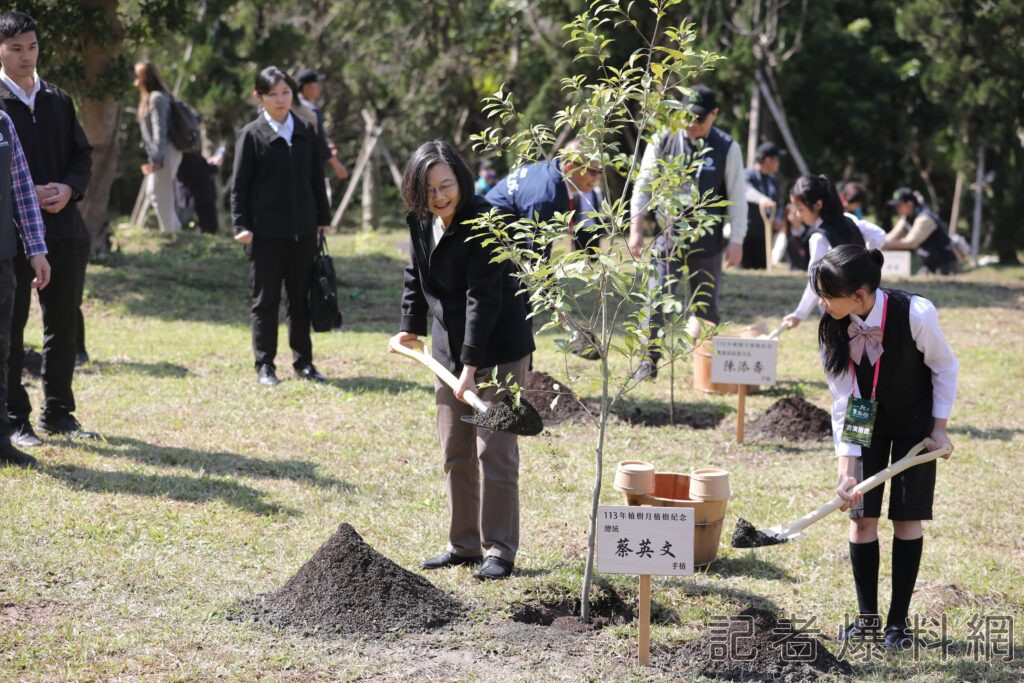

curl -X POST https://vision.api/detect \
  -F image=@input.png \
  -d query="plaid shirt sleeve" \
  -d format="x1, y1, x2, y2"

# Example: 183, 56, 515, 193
4, 113, 47, 257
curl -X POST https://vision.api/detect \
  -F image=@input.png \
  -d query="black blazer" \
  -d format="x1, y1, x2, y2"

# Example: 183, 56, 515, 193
401, 195, 534, 374
230, 112, 330, 239
0, 79, 92, 241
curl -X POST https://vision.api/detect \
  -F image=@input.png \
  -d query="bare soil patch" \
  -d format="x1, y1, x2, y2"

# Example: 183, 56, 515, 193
237, 523, 463, 637
748, 397, 831, 442
523, 370, 592, 425
665, 606, 853, 681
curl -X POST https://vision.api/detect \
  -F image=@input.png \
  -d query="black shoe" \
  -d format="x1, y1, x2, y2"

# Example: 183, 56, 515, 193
421, 551, 483, 570
473, 556, 514, 581
883, 622, 914, 652
837, 615, 883, 642
257, 365, 279, 387
294, 364, 327, 383
10, 421, 42, 448
631, 360, 658, 382
0, 442, 37, 468
75, 350, 90, 367
37, 414, 99, 440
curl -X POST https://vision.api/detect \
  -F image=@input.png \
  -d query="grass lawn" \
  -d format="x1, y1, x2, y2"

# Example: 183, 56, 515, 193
1, 226, 1021, 681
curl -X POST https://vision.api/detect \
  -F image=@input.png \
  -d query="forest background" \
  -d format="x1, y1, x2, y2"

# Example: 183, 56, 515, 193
12, 0, 1024, 263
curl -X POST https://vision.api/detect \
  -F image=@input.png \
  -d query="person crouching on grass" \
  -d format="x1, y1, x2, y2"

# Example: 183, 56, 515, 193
230, 66, 331, 387
811, 245, 957, 650
389, 140, 534, 581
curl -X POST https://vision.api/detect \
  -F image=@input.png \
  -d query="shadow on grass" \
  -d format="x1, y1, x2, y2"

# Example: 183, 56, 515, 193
612, 397, 729, 429
327, 375, 432, 395
950, 425, 1024, 442
659, 578, 783, 614
72, 435, 353, 492
704, 554, 797, 583
80, 360, 191, 378
45, 463, 296, 516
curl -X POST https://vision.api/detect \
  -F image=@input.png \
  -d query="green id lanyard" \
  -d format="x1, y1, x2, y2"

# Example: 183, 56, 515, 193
841, 292, 888, 447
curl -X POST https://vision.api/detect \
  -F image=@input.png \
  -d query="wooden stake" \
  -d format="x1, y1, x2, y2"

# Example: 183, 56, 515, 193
762, 206, 773, 272
638, 574, 651, 666
736, 384, 747, 444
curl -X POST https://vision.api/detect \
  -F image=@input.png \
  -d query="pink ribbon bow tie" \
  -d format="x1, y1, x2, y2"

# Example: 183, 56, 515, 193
848, 322, 883, 366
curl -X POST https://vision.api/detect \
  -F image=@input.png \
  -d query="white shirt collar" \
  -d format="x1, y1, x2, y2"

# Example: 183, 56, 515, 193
810, 217, 824, 231
298, 94, 316, 110
850, 289, 887, 327
263, 110, 294, 145
0, 69, 41, 111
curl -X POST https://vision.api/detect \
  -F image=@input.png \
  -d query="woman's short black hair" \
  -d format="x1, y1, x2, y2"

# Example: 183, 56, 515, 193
255, 66, 296, 96
401, 140, 475, 218
0, 12, 38, 41
841, 181, 867, 206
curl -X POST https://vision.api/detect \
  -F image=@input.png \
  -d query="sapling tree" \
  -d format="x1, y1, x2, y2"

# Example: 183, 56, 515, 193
470, 0, 727, 621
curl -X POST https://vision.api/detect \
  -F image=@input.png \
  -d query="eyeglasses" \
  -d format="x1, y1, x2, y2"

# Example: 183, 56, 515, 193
428, 180, 458, 197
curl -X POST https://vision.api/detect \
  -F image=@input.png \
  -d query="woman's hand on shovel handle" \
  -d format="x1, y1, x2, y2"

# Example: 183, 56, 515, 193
388, 331, 419, 353
455, 365, 477, 403
836, 456, 863, 511
926, 419, 953, 459
782, 313, 801, 330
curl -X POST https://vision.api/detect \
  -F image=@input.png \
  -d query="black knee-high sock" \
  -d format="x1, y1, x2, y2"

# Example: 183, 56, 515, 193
888, 535, 923, 627
849, 540, 879, 618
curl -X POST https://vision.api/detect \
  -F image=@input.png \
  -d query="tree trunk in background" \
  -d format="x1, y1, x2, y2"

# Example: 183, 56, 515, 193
948, 171, 964, 235
746, 81, 760, 168
77, 0, 124, 253
361, 146, 379, 231
971, 146, 985, 265
756, 70, 809, 175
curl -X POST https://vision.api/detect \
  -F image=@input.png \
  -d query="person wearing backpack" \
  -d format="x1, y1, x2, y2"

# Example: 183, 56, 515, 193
134, 61, 181, 232
0, 12, 97, 444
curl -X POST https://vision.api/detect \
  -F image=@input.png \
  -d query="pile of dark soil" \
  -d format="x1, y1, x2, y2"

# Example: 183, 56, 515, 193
523, 370, 591, 425
240, 523, 463, 636
669, 606, 852, 681
731, 518, 787, 549
748, 397, 831, 441
614, 400, 727, 429
467, 394, 544, 435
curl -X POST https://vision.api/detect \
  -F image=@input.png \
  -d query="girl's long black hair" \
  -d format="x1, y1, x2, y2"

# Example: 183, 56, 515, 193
809, 245, 884, 376
791, 174, 864, 248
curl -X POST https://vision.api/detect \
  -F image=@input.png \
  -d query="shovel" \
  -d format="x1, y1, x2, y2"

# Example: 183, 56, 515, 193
388, 337, 543, 436
732, 439, 952, 548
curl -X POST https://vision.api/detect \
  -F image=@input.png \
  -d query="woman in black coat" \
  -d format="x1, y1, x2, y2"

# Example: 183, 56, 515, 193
390, 140, 534, 580
231, 66, 330, 386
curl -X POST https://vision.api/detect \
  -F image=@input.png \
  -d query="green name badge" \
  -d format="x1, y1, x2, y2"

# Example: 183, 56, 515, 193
841, 397, 877, 447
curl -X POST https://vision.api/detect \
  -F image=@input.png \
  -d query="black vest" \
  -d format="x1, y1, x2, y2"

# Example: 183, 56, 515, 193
0, 116, 17, 261
786, 227, 812, 271
810, 214, 865, 250
852, 289, 933, 433
913, 207, 956, 270
658, 126, 733, 253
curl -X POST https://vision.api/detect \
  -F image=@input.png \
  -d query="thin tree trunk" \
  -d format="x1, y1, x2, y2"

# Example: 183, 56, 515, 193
971, 147, 985, 264
949, 171, 964, 235
756, 70, 809, 175
580, 363, 608, 624
77, 0, 124, 252
746, 81, 760, 168
361, 145, 378, 231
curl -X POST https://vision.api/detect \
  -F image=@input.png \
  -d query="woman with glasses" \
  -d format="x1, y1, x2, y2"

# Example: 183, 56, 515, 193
389, 139, 534, 581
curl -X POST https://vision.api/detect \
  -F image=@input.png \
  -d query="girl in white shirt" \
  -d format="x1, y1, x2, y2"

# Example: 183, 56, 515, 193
811, 245, 957, 651
782, 174, 886, 328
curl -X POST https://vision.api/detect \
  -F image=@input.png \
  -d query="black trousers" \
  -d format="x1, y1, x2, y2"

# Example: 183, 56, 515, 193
0, 259, 16, 442
849, 411, 935, 521
249, 234, 316, 371
741, 220, 768, 269
8, 237, 89, 422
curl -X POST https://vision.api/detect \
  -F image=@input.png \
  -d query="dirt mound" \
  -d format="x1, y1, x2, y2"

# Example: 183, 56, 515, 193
670, 606, 852, 681
748, 397, 831, 442
524, 370, 591, 425
241, 523, 463, 636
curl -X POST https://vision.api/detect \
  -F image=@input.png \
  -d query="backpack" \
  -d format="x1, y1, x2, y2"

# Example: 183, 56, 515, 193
309, 234, 343, 332
168, 98, 201, 153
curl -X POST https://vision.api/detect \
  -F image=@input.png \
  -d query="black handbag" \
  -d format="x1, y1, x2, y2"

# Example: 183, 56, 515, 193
309, 233, 343, 332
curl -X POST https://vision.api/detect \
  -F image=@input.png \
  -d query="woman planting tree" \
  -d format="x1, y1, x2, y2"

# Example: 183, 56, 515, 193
810, 245, 957, 650
389, 140, 534, 581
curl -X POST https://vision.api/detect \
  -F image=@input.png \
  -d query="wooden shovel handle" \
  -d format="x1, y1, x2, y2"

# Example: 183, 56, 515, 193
781, 440, 952, 538
388, 337, 489, 413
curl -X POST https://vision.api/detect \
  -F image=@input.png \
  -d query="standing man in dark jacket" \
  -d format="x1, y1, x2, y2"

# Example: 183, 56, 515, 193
741, 141, 786, 269
0, 106, 50, 466
0, 12, 94, 444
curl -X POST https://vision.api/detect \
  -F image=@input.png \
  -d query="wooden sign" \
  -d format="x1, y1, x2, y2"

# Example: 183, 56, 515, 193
599, 504, 694, 667
597, 505, 695, 576
881, 249, 912, 278
711, 337, 778, 386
